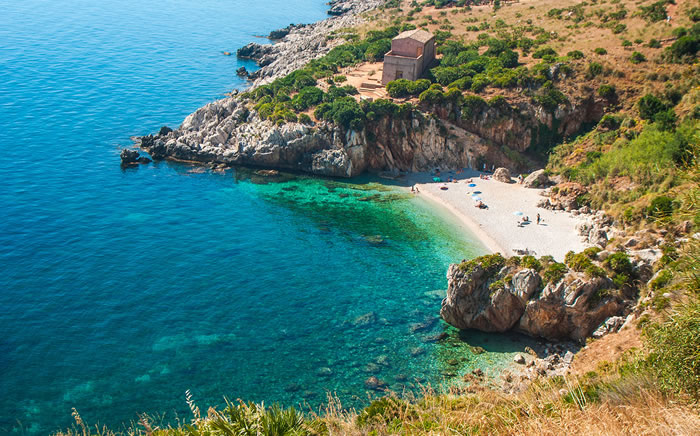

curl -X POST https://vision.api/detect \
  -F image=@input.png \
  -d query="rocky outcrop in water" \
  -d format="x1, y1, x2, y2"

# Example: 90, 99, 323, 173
138, 97, 368, 177
440, 254, 644, 342
120, 148, 151, 166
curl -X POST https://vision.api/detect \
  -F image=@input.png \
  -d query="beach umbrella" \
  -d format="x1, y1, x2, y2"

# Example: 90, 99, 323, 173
433, 177, 442, 182
471, 195, 482, 201
513, 211, 524, 216
468, 183, 477, 187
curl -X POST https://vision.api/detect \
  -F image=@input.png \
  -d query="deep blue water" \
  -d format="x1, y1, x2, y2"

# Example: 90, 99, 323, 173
0, 1, 534, 433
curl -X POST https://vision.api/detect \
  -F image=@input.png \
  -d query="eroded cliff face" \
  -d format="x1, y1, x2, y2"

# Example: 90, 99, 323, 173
440, 256, 639, 342
138, 92, 604, 177
425, 93, 605, 153
139, 97, 370, 177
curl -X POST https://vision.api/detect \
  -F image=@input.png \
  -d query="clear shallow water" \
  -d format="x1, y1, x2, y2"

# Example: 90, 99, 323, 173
0, 1, 535, 433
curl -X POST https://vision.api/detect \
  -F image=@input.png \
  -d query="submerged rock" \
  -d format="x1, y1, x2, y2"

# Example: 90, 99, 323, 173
364, 376, 386, 390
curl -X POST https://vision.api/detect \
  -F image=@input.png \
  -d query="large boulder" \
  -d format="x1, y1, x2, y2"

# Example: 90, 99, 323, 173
493, 167, 513, 183
440, 264, 540, 332
517, 277, 626, 341
523, 169, 549, 188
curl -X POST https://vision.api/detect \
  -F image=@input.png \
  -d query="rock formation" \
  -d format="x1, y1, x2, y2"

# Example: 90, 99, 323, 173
493, 167, 512, 183
440, 254, 643, 342
523, 169, 549, 188
133, 0, 606, 178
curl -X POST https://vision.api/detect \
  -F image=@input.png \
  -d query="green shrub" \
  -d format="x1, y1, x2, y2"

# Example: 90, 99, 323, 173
458, 253, 506, 275
565, 251, 595, 272
622, 39, 632, 47
647, 195, 674, 220
613, 23, 627, 34
584, 246, 602, 259
364, 39, 392, 62
543, 262, 568, 285
387, 79, 431, 98
522, 255, 543, 272
585, 265, 607, 278
648, 39, 661, 48
588, 62, 603, 77
629, 51, 646, 64
567, 50, 585, 59
532, 47, 558, 58
291, 86, 325, 111
533, 86, 568, 110
637, 94, 666, 120
298, 113, 312, 124
314, 96, 365, 130
461, 94, 486, 119
639, 1, 668, 23
650, 269, 673, 290
598, 84, 616, 99
594, 47, 607, 55
664, 24, 700, 63
356, 397, 412, 428
644, 299, 700, 398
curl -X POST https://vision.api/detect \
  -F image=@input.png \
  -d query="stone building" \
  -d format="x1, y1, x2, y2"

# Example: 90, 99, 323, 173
381, 29, 435, 84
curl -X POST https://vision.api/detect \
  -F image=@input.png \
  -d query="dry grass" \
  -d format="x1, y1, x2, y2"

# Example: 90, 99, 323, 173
306, 376, 700, 436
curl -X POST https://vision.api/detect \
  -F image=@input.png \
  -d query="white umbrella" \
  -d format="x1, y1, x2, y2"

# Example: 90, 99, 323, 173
472, 195, 482, 201
513, 211, 524, 216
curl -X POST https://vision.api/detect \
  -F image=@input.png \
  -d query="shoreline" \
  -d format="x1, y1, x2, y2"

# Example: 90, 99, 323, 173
397, 170, 589, 261
415, 188, 505, 256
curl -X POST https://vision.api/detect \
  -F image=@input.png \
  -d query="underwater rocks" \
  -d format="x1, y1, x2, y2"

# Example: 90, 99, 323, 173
364, 376, 386, 390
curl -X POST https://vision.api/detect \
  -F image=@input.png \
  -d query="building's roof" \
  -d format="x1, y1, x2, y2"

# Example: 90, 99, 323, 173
393, 29, 434, 43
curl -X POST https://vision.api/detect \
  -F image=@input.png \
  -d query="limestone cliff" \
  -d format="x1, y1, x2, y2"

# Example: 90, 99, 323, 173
440, 254, 643, 342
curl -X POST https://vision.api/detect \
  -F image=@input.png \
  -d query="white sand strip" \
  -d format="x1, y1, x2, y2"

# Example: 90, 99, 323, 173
404, 170, 589, 261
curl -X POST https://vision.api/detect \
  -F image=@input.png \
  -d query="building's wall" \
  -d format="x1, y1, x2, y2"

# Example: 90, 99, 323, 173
391, 38, 425, 58
381, 55, 422, 84
422, 39, 435, 71
381, 36, 436, 84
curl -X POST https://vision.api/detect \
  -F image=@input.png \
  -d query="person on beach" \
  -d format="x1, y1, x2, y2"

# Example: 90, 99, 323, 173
537, 213, 541, 224
414, 185, 420, 193
411, 185, 415, 193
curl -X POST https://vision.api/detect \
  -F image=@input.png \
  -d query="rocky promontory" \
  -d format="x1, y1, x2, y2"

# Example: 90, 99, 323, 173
237, 0, 385, 86
440, 252, 647, 342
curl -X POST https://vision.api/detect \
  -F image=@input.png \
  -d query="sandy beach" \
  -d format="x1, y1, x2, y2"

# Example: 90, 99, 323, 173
403, 170, 589, 261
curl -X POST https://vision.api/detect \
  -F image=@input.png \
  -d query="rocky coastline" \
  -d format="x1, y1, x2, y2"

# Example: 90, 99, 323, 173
126, 0, 657, 389
237, 0, 386, 86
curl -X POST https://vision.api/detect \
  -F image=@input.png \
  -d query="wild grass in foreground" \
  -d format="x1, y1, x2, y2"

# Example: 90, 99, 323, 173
54, 377, 700, 435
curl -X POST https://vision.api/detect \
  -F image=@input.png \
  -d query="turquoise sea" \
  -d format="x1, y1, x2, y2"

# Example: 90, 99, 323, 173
0, 1, 536, 433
